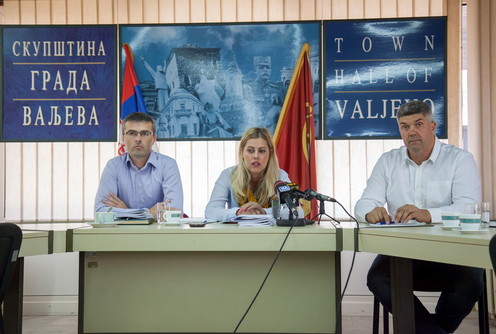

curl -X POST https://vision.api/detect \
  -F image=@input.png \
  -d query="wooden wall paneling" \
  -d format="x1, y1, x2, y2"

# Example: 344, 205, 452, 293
205, 0, 222, 22
5, 143, 22, 219
413, 0, 429, 17
300, 0, 316, 20
224, 141, 237, 169
67, 143, 84, 219
220, 0, 237, 22
115, 0, 130, 24
315, 141, 335, 214
474, 0, 493, 209
491, 0, 496, 206
158, 142, 177, 159
3, 0, 20, 24
206, 141, 226, 201
21, 143, 37, 220
252, 0, 268, 21
82, 0, 98, 24
396, 0, 413, 17
66, 0, 83, 23
52, 0, 68, 24
267, 0, 283, 21
383, 138, 402, 152
143, 0, 160, 23
333, 141, 350, 218
320, 0, 332, 20
330, 0, 348, 19
315, 0, 324, 20
189, 0, 205, 23
380, 0, 397, 18
365, 140, 384, 177
430, 0, 446, 16
237, 0, 252, 22
51, 143, 68, 219
176, 141, 193, 215
349, 140, 366, 214
19, 0, 36, 24
446, 0, 461, 146
37, 143, 53, 219
98, 143, 115, 180
191, 141, 209, 217
35, 0, 52, 24
174, 0, 191, 23
364, 0, 381, 18
83, 143, 100, 219
347, 0, 364, 19
128, 0, 144, 23
97, 0, 114, 24
466, 0, 481, 163
158, 0, 176, 23
283, 0, 300, 20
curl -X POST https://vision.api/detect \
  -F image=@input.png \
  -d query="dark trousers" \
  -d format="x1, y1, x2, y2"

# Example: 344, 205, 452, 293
367, 255, 484, 334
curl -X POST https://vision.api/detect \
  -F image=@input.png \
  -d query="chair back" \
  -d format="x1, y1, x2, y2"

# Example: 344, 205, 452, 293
0, 223, 22, 302
0, 223, 22, 334
489, 235, 496, 272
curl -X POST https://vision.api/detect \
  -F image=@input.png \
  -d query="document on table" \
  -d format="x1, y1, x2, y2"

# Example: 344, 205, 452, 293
231, 214, 276, 227
112, 208, 153, 220
364, 221, 427, 228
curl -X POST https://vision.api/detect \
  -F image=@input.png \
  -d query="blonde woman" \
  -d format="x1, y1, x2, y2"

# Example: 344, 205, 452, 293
205, 127, 293, 222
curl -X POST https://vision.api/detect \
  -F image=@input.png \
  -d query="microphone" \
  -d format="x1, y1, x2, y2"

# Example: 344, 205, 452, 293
274, 180, 299, 217
304, 189, 336, 202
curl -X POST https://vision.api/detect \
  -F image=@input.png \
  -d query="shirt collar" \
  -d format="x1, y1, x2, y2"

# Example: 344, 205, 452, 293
125, 151, 157, 170
428, 137, 441, 163
402, 136, 440, 165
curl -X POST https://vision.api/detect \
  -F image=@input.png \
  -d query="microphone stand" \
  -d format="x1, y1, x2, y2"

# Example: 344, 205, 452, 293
276, 198, 309, 226
311, 198, 341, 227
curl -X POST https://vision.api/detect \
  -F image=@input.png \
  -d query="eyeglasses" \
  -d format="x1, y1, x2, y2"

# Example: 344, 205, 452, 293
124, 130, 154, 137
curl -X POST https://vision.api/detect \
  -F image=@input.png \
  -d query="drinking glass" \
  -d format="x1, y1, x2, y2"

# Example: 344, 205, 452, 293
464, 203, 481, 215
481, 201, 491, 226
156, 201, 170, 224
461, 203, 482, 230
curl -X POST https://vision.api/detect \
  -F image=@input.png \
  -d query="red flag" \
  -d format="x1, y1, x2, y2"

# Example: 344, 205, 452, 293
119, 44, 147, 155
273, 43, 318, 218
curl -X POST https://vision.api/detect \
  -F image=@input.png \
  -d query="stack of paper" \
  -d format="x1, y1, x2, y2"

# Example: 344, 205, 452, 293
113, 208, 153, 220
231, 214, 276, 227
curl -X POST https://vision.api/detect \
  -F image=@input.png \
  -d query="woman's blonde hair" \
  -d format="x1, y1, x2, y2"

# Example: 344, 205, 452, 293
231, 127, 280, 207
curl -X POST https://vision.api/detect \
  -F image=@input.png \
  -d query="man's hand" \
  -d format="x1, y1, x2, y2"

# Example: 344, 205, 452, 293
394, 204, 431, 223
236, 202, 265, 216
365, 207, 391, 224
103, 193, 128, 209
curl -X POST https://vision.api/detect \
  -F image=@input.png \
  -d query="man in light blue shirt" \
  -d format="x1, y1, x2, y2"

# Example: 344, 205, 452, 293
94, 112, 183, 219
355, 100, 483, 334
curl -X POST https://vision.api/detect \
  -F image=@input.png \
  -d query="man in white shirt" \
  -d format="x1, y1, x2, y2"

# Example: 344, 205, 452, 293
355, 100, 484, 334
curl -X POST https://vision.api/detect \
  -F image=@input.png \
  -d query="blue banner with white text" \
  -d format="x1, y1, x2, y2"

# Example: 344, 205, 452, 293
324, 17, 446, 139
1, 25, 117, 141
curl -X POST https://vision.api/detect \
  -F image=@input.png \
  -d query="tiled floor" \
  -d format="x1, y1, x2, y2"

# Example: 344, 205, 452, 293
22, 313, 492, 334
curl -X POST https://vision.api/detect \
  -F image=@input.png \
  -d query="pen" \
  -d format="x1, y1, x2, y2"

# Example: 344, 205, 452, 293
379, 221, 396, 225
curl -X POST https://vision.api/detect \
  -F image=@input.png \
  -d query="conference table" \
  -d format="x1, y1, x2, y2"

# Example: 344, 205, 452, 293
69, 221, 341, 334
5, 220, 496, 334
5, 222, 89, 334
341, 222, 496, 334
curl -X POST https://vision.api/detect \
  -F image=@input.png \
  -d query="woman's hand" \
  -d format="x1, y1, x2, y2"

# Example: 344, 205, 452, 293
237, 202, 265, 215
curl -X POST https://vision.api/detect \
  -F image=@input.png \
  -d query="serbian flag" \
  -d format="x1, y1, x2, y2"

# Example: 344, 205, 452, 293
119, 43, 147, 155
273, 43, 318, 218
